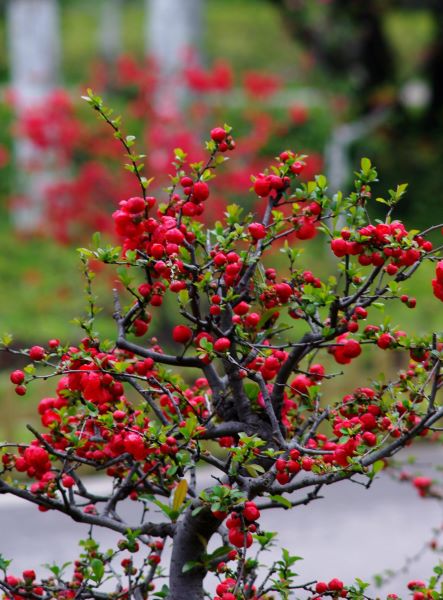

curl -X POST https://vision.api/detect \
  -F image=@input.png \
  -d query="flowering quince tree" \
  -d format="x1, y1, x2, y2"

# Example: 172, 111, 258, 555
1, 90, 443, 600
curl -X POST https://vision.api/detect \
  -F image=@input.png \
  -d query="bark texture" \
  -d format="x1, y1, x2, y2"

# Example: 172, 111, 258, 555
168, 506, 220, 600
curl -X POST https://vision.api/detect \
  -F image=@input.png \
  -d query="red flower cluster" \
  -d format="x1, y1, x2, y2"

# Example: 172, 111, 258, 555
331, 221, 432, 274
432, 260, 443, 301
225, 501, 260, 548
329, 333, 361, 365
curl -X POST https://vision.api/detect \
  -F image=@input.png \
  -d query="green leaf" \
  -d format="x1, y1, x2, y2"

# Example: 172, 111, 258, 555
254, 531, 277, 548
396, 183, 408, 197
178, 289, 189, 305
91, 232, 101, 248
372, 302, 385, 310
215, 155, 227, 165
44, 561, 71, 578
77, 248, 95, 259
316, 174, 327, 189
225, 203, 243, 224
85, 401, 98, 414
117, 266, 133, 287
111, 361, 130, 374
141, 176, 154, 189
361, 157, 371, 175
182, 560, 201, 573
306, 181, 316, 194
205, 140, 217, 153
173, 148, 187, 161
199, 337, 213, 352
149, 498, 172, 516
206, 545, 232, 561
244, 382, 260, 402
353, 578, 370, 592
0, 333, 13, 347
372, 460, 385, 475
201, 169, 215, 182
244, 464, 264, 477
90, 558, 104, 583
125, 250, 137, 263
0, 555, 11, 572
152, 584, 169, 599
270, 494, 292, 509
45, 564, 60, 576
179, 414, 198, 441
179, 246, 191, 262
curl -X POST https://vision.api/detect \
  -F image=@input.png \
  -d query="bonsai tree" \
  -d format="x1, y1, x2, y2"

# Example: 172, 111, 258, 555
1, 91, 443, 600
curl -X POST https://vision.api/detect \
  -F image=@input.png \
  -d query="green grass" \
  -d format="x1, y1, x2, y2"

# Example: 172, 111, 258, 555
0, 232, 85, 341
0, 219, 119, 343
206, 0, 299, 74
385, 9, 436, 81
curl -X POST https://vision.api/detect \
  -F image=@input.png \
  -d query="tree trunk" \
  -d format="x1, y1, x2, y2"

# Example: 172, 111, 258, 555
99, 0, 123, 66
6, 0, 61, 232
145, 0, 203, 116
168, 506, 220, 600
423, 6, 443, 128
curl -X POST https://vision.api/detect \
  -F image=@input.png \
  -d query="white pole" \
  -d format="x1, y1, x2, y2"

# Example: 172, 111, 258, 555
99, 0, 123, 66
6, 0, 61, 231
146, 0, 203, 116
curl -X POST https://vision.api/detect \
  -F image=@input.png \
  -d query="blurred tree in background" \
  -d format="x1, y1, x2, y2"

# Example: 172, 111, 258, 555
270, 0, 443, 225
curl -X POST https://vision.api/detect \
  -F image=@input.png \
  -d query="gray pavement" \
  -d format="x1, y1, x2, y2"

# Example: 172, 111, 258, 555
1, 444, 443, 598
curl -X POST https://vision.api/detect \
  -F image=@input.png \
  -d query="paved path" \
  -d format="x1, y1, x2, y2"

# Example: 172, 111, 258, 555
1, 444, 442, 598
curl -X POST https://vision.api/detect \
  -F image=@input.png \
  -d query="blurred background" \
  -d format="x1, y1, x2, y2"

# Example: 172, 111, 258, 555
1, 0, 443, 592
0, 0, 441, 432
